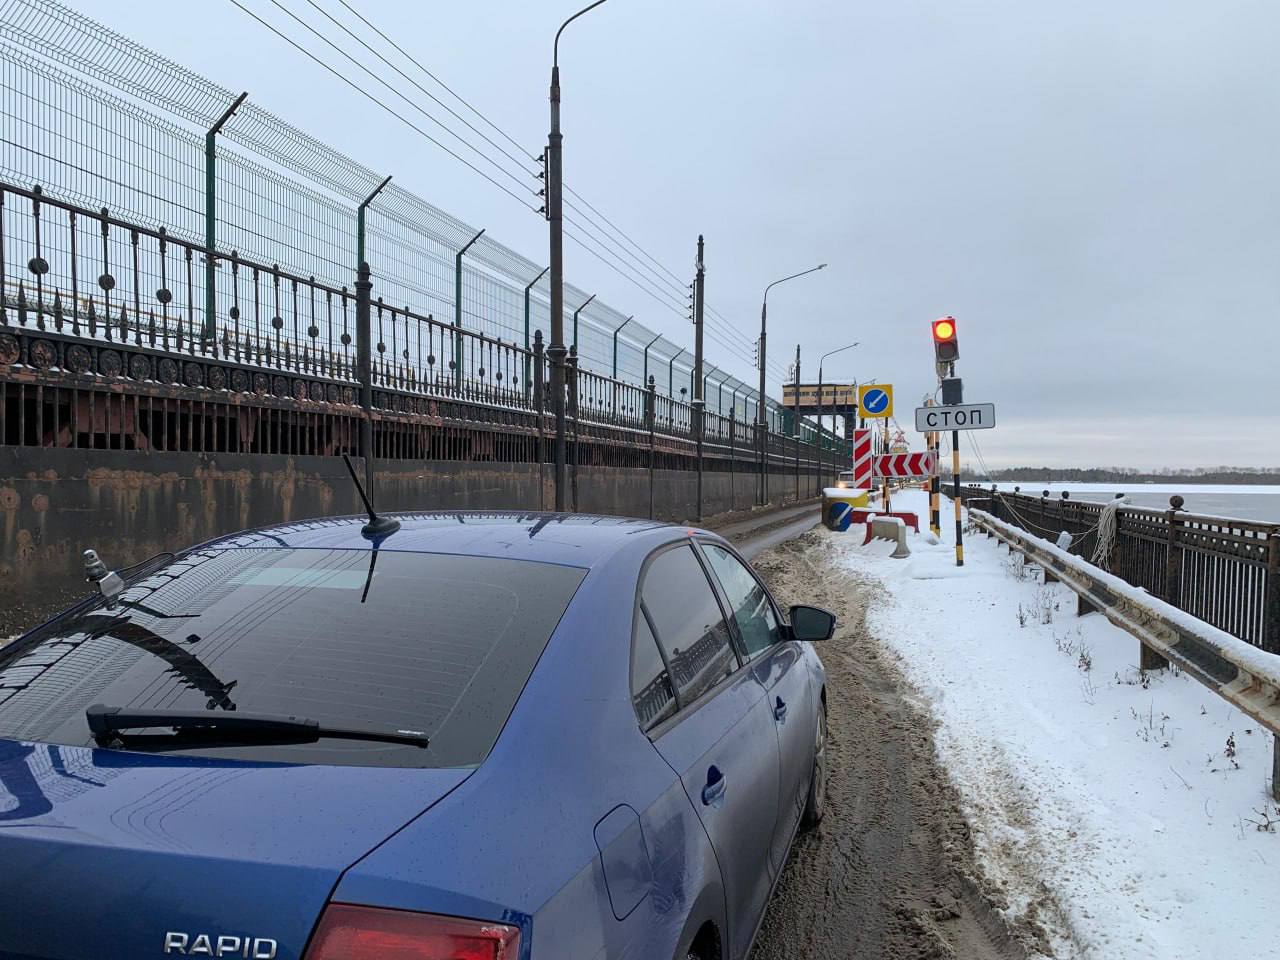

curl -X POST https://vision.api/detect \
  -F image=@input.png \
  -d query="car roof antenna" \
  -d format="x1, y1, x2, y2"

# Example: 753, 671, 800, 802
341, 454, 401, 541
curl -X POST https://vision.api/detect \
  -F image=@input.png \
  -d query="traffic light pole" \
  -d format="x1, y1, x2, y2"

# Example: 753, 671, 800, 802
931, 318, 964, 566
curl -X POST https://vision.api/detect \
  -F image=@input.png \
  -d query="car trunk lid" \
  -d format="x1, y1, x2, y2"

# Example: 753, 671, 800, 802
0, 738, 468, 960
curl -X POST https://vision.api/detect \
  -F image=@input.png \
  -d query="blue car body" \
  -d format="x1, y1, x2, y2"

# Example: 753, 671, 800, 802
0, 513, 827, 960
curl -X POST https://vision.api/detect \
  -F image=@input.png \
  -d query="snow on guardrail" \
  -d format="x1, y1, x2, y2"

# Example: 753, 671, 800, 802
970, 507, 1280, 798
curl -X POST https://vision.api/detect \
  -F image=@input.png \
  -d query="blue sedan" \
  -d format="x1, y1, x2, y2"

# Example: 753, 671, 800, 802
0, 512, 834, 960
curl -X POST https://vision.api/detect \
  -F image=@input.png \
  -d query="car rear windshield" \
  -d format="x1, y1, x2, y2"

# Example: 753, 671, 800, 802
0, 548, 585, 768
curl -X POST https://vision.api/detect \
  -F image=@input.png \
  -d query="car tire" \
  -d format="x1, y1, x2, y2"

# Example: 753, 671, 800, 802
800, 700, 827, 831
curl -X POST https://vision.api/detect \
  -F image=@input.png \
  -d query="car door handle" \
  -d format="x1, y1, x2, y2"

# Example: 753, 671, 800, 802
773, 696, 788, 722
701, 766, 727, 807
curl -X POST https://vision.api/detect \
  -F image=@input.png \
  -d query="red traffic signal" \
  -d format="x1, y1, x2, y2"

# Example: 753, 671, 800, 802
932, 316, 958, 363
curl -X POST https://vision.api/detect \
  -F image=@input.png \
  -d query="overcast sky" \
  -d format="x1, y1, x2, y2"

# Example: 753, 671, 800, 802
73, 0, 1280, 469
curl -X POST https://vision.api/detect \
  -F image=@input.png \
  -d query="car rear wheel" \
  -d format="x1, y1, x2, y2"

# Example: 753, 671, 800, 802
800, 700, 827, 830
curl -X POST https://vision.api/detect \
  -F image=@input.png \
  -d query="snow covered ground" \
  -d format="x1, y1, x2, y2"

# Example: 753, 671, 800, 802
830, 490, 1280, 959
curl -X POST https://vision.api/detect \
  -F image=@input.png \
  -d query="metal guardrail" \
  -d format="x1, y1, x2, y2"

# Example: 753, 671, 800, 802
970, 508, 1280, 800
963, 486, 1280, 654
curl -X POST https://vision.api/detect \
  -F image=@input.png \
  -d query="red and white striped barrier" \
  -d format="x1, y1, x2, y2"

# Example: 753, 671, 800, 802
851, 428, 874, 488
873, 452, 935, 479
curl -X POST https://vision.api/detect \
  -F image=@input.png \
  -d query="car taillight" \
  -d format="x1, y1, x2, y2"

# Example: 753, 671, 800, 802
305, 903, 520, 960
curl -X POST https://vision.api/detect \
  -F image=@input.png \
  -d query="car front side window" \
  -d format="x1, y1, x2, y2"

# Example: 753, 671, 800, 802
701, 543, 781, 658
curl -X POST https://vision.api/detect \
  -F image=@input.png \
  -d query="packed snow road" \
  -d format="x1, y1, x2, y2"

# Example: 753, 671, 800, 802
747, 531, 1027, 960
756, 491, 1280, 959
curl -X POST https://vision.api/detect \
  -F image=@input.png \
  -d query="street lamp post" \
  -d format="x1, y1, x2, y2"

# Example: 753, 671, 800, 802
759, 263, 827, 503
818, 342, 858, 492
548, 0, 610, 512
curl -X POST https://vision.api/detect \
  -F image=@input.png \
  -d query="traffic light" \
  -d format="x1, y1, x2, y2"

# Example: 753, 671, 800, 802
932, 316, 959, 363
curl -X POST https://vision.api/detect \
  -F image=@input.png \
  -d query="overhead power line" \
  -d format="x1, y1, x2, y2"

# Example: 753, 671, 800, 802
300, 0, 539, 179
223, 0, 538, 211
311, 0, 775, 360
228, 0, 785, 390
332, 0, 535, 165
261, 0, 534, 195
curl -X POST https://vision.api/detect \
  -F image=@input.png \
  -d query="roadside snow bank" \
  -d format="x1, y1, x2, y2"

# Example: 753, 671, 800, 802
830, 490, 1280, 960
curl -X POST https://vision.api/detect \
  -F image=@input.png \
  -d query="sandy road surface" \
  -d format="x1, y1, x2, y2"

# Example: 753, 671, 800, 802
748, 531, 1031, 960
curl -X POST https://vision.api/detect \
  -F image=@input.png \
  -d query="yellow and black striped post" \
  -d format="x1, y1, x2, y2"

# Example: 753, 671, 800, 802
882, 417, 891, 514
926, 398, 941, 536
952, 429, 964, 566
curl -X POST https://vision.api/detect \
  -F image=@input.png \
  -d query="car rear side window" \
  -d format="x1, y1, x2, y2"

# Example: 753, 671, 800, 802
0, 548, 585, 768
630, 612, 677, 732
640, 545, 738, 707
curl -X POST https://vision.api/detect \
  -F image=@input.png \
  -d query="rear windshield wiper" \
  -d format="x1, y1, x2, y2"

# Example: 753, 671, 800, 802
85, 704, 429, 748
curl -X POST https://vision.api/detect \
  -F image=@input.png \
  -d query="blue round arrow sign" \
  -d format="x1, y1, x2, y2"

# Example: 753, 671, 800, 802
863, 389, 889, 413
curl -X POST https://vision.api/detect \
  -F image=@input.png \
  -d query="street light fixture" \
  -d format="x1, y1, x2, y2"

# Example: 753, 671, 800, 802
818, 342, 859, 438
816, 342, 859, 492
758, 263, 827, 503
548, 0, 611, 512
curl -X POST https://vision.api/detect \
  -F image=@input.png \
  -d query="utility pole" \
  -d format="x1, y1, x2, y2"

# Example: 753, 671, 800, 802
693, 235, 706, 522
757, 303, 768, 506
548, 1, 609, 512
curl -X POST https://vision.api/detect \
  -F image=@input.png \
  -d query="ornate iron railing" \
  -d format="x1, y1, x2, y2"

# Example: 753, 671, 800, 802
962, 486, 1280, 654
1, 180, 838, 490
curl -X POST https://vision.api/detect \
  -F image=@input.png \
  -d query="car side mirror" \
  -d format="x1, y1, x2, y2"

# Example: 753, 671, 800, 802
789, 605, 836, 641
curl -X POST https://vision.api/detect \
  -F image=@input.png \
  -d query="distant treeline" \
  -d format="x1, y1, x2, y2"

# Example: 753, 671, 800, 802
961, 467, 1280, 485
